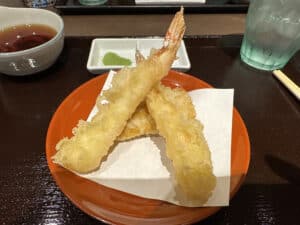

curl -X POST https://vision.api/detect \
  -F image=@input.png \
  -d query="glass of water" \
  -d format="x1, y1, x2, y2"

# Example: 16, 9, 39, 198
240, 0, 300, 71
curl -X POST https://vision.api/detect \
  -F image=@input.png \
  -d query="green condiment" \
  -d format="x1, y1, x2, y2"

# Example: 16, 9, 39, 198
102, 52, 132, 66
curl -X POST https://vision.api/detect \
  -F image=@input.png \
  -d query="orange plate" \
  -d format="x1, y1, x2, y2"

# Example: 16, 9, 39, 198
46, 70, 250, 225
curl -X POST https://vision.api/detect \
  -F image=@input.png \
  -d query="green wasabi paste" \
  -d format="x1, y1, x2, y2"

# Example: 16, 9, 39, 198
102, 52, 132, 66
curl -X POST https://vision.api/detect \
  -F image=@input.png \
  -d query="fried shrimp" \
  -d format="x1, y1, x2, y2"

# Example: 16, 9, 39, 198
146, 84, 216, 204
116, 49, 196, 141
117, 84, 197, 141
52, 8, 186, 173
116, 50, 157, 141
117, 102, 157, 141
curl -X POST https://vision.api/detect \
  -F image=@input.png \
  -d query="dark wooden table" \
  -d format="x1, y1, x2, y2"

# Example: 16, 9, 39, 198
0, 36, 299, 225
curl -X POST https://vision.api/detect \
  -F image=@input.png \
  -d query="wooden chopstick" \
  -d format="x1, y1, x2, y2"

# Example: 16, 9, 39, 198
272, 70, 300, 101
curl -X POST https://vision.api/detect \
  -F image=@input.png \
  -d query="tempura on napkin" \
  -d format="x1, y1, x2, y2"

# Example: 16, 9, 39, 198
116, 49, 197, 141
53, 8, 216, 205
146, 84, 216, 204
53, 7, 185, 173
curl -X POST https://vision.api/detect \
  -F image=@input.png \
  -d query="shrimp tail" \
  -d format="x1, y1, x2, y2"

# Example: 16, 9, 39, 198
164, 7, 185, 50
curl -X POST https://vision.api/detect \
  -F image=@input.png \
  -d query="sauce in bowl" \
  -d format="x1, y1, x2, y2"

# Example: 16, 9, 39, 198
0, 24, 57, 53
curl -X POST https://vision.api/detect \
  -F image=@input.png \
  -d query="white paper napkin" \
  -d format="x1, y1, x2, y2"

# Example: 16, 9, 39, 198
80, 71, 233, 207
135, 0, 206, 4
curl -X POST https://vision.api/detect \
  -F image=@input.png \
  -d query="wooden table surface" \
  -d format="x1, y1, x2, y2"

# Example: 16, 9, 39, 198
0, 36, 299, 224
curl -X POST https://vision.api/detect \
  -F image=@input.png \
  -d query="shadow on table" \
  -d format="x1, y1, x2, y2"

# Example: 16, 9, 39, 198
199, 183, 300, 225
217, 34, 243, 59
265, 155, 300, 185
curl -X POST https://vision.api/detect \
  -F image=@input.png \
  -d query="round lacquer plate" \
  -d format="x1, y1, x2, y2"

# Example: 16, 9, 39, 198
46, 70, 250, 225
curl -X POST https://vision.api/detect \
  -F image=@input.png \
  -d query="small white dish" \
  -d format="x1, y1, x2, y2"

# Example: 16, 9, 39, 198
87, 38, 191, 74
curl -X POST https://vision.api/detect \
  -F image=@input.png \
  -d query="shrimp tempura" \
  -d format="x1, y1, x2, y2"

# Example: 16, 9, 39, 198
53, 8, 185, 173
116, 84, 197, 141
146, 83, 216, 204
117, 102, 157, 141
116, 48, 196, 141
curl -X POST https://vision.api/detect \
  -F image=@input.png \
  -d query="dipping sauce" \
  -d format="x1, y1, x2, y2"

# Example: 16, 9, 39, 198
0, 24, 57, 53
102, 52, 132, 66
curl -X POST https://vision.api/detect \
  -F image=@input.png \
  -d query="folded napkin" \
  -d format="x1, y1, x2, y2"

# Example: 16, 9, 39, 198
135, 0, 206, 4
79, 70, 233, 207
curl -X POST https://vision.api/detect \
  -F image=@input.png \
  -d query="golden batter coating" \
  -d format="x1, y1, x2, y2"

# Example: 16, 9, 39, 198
53, 8, 186, 173
117, 84, 196, 141
117, 102, 157, 141
146, 84, 216, 204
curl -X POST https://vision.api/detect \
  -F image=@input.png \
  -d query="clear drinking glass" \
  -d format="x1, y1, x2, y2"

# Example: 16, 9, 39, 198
240, 0, 300, 70
79, 0, 107, 5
